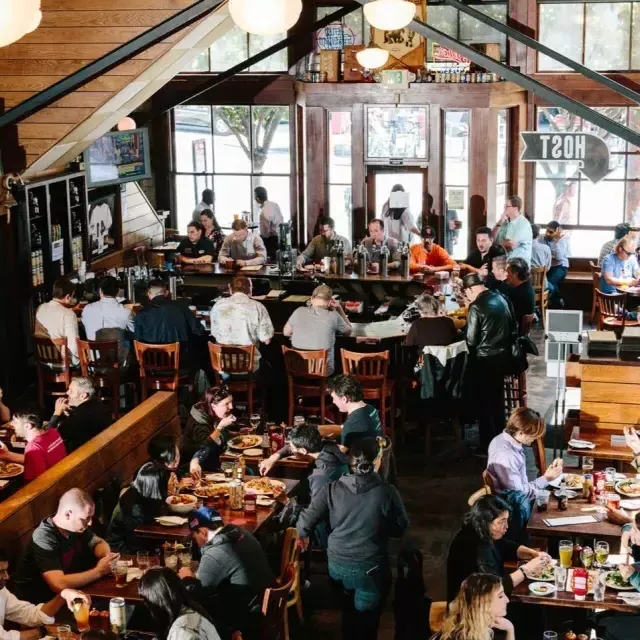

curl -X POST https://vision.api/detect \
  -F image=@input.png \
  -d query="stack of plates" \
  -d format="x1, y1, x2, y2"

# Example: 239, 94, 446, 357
620, 327, 640, 361
586, 330, 618, 357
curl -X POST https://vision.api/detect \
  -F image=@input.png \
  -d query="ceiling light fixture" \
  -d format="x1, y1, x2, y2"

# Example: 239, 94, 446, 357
363, 0, 416, 31
229, 0, 302, 35
0, 0, 42, 48
117, 117, 137, 132
356, 44, 390, 70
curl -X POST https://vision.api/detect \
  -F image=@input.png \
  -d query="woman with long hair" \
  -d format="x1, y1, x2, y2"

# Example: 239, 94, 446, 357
200, 209, 224, 256
381, 184, 420, 244
297, 437, 409, 640
438, 573, 514, 640
107, 463, 170, 553
138, 567, 221, 640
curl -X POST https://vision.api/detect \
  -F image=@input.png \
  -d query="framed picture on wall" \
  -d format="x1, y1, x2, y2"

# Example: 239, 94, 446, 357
88, 190, 117, 259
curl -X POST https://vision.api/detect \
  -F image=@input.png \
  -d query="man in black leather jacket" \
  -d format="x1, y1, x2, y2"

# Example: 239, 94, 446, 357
462, 273, 516, 452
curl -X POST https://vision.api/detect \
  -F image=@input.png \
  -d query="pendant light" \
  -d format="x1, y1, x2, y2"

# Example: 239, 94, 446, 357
229, 0, 302, 35
364, 0, 416, 31
0, 0, 42, 48
356, 44, 389, 70
117, 117, 137, 132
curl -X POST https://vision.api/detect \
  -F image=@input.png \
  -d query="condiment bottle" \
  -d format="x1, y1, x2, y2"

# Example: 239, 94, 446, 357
244, 492, 257, 514
229, 480, 243, 510
572, 543, 582, 568
572, 567, 588, 600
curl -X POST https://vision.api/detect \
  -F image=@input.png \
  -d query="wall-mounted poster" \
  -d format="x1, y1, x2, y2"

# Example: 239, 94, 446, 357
371, 0, 425, 70
88, 192, 116, 258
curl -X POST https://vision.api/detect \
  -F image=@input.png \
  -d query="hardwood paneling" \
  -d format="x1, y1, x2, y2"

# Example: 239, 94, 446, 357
581, 402, 640, 426
41, 0, 193, 8
304, 107, 327, 242
41, 10, 180, 27
581, 363, 640, 385
2, 92, 112, 109
17, 123, 75, 139
19, 27, 179, 45
23, 108, 97, 124
0, 60, 149, 76
582, 381, 640, 404
21, 139, 57, 155
0, 43, 170, 60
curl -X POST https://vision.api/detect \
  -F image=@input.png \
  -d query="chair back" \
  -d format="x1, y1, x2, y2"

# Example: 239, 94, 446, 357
532, 436, 546, 477
596, 289, 626, 319
530, 266, 547, 291
209, 343, 255, 375
279, 527, 300, 582
261, 565, 295, 640
134, 341, 180, 387
481, 469, 495, 494
519, 313, 535, 336
282, 346, 328, 379
340, 349, 390, 383
34, 336, 71, 371
77, 339, 120, 377
589, 260, 600, 275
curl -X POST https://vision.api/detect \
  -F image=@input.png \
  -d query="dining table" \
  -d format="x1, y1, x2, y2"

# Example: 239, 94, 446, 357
81, 554, 145, 603
567, 430, 635, 464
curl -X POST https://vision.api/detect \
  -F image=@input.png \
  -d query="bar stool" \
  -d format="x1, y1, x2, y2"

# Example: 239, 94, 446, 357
133, 341, 190, 401
34, 336, 73, 408
281, 346, 328, 425
530, 266, 549, 328
208, 343, 264, 420
596, 289, 639, 337
340, 348, 395, 446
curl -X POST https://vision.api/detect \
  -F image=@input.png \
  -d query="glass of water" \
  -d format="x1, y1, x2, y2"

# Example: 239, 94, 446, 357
554, 566, 567, 592
136, 551, 149, 573
593, 570, 606, 602
543, 632, 558, 640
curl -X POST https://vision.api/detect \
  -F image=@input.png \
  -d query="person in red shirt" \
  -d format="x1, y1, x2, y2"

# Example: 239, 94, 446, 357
0, 408, 67, 481
410, 225, 456, 274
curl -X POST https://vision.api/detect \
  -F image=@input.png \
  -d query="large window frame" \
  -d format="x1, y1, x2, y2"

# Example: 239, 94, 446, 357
327, 110, 353, 244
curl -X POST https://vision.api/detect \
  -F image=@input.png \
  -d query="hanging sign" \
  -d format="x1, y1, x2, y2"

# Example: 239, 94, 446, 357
431, 44, 470, 65
51, 239, 64, 262
520, 132, 611, 184
447, 188, 465, 210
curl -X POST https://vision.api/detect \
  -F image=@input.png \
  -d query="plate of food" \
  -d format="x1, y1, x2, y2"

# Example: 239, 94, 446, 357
615, 479, 640, 498
523, 561, 556, 582
228, 435, 263, 451
244, 477, 286, 497
564, 474, 585, 489
154, 515, 188, 527
166, 494, 198, 515
553, 489, 580, 500
605, 570, 636, 590
193, 483, 231, 499
0, 461, 23, 479
528, 582, 556, 596
204, 473, 226, 483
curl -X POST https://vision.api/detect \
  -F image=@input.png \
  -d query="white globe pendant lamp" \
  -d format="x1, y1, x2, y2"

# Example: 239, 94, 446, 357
229, 0, 302, 35
356, 45, 389, 70
117, 117, 137, 132
0, 0, 42, 48
363, 0, 416, 31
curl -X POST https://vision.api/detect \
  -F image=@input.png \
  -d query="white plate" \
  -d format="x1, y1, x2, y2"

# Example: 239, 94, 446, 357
523, 560, 557, 582
154, 516, 188, 527
204, 473, 226, 483
243, 448, 263, 457
529, 582, 556, 596
605, 571, 636, 590
615, 479, 640, 498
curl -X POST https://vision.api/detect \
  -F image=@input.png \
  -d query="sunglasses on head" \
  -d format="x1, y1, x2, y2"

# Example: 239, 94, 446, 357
211, 386, 230, 402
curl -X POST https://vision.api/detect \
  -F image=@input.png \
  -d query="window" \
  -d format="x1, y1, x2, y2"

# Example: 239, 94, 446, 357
328, 112, 353, 244
366, 106, 428, 163
426, 1, 508, 61
444, 110, 470, 259
173, 105, 292, 232
182, 28, 288, 72
538, 2, 640, 71
495, 109, 510, 228
534, 106, 640, 257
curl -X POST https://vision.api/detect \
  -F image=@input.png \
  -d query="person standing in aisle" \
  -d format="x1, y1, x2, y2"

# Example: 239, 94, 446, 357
492, 196, 532, 265
254, 186, 283, 261
192, 188, 215, 223
381, 184, 420, 244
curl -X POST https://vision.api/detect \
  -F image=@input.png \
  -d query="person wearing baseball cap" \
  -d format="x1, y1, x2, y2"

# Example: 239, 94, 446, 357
409, 225, 456, 274
179, 507, 274, 637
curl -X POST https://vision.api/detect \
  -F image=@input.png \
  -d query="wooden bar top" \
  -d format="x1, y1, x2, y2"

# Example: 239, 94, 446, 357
580, 353, 640, 367
567, 430, 635, 463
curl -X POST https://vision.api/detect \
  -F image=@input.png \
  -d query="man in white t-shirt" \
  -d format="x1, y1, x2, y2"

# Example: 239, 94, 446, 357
192, 188, 215, 223
255, 186, 283, 260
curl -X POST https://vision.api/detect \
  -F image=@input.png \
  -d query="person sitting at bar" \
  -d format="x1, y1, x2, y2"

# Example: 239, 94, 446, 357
409, 226, 455, 274
255, 186, 283, 261
218, 219, 267, 267
183, 386, 236, 479
0, 408, 66, 482
504, 258, 535, 330
107, 462, 170, 554
328, 375, 382, 450
297, 216, 352, 267
284, 284, 351, 376
492, 196, 533, 265
600, 235, 640, 294
540, 220, 571, 307
176, 221, 215, 265
81, 275, 134, 366
13, 489, 119, 604
446, 495, 550, 604
459, 226, 506, 276
404, 293, 459, 349
361, 218, 400, 269
35, 277, 80, 366
0, 388, 9, 423
192, 188, 215, 223
599, 222, 631, 266
199, 210, 224, 255
530, 224, 552, 270
139, 568, 221, 640
436, 573, 515, 640
179, 507, 274, 638
47, 377, 112, 453
210, 276, 274, 373
381, 184, 420, 244
297, 438, 409, 640
0, 548, 91, 640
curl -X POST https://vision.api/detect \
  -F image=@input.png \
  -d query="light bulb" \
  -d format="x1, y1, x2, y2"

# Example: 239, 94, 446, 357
229, 0, 302, 35
356, 46, 389, 70
364, 0, 416, 31
117, 117, 137, 131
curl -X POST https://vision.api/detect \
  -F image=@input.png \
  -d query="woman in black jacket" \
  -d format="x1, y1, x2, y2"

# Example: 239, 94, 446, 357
107, 463, 170, 553
446, 495, 550, 604
297, 437, 409, 640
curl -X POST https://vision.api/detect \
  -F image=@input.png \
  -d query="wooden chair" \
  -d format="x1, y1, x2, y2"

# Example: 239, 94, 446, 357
133, 341, 189, 401
208, 343, 264, 419
530, 266, 549, 329
519, 313, 536, 337
278, 528, 303, 626
532, 435, 547, 477
589, 261, 601, 323
504, 374, 527, 418
468, 470, 494, 506
34, 336, 73, 408
77, 339, 124, 419
282, 346, 329, 425
261, 564, 295, 640
340, 349, 396, 445
429, 602, 447, 635
595, 289, 639, 337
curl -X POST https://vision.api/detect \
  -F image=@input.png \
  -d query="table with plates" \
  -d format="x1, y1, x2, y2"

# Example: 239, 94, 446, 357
0, 422, 26, 498
81, 554, 145, 603
567, 430, 635, 464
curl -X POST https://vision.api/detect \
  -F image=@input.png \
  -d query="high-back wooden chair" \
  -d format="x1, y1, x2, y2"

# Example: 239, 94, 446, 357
519, 313, 536, 337
134, 341, 188, 400
34, 336, 73, 408
77, 339, 123, 419
589, 261, 601, 323
278, 528, 303, 626
504, 374, 527, 418
530, 266, 549, 329
532, 435, 547, 477
340, 349, 395, 445
281, 346, 328, 425
208, 343, 263, 419
261, 565, 295, 640
596, 289, 639, 337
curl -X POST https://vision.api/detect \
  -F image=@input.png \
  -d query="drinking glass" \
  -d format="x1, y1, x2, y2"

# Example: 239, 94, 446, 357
543, 632, 558, 640
605, 467, 617, 483
559, 540, 573, 568
595, 541, 610, 567
136, 551, 149, 573
180, 548, 193, 570
580, 547, 594, 569
582, 456, 594, 473
593, 570, 606, 602
115, 560, 128, 587
536, 490, 550, 512
249, 414, 261, 433
554, 566, 567, 592
148, 555, 160, 570
57, 625, 72, 640
164, 549, 178, 571
71, 598, 90, 631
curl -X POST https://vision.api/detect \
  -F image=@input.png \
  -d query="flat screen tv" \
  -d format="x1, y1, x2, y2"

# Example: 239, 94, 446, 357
85, 128, 151, 188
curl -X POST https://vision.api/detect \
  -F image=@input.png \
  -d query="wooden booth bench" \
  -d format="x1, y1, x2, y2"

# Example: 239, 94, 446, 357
0, 391, 179, 555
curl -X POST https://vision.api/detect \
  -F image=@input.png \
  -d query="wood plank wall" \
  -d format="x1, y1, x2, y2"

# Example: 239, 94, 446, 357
122, 181, 164, 249
0, 0, 197, 169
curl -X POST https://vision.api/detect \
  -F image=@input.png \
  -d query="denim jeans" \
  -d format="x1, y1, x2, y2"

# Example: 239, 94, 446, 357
547, 265, 568, 306
329, 559, 392, 640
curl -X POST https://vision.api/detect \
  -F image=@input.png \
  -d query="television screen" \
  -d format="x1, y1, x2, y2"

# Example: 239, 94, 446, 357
88, 192, 116, 258
85, 128, 151, 188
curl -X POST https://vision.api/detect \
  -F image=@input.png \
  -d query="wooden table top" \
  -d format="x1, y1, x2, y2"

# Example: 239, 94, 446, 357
134, 477, 299, 542
81, 554, 144, 603
510, 580, 639, 613
567, 430, 635, 463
